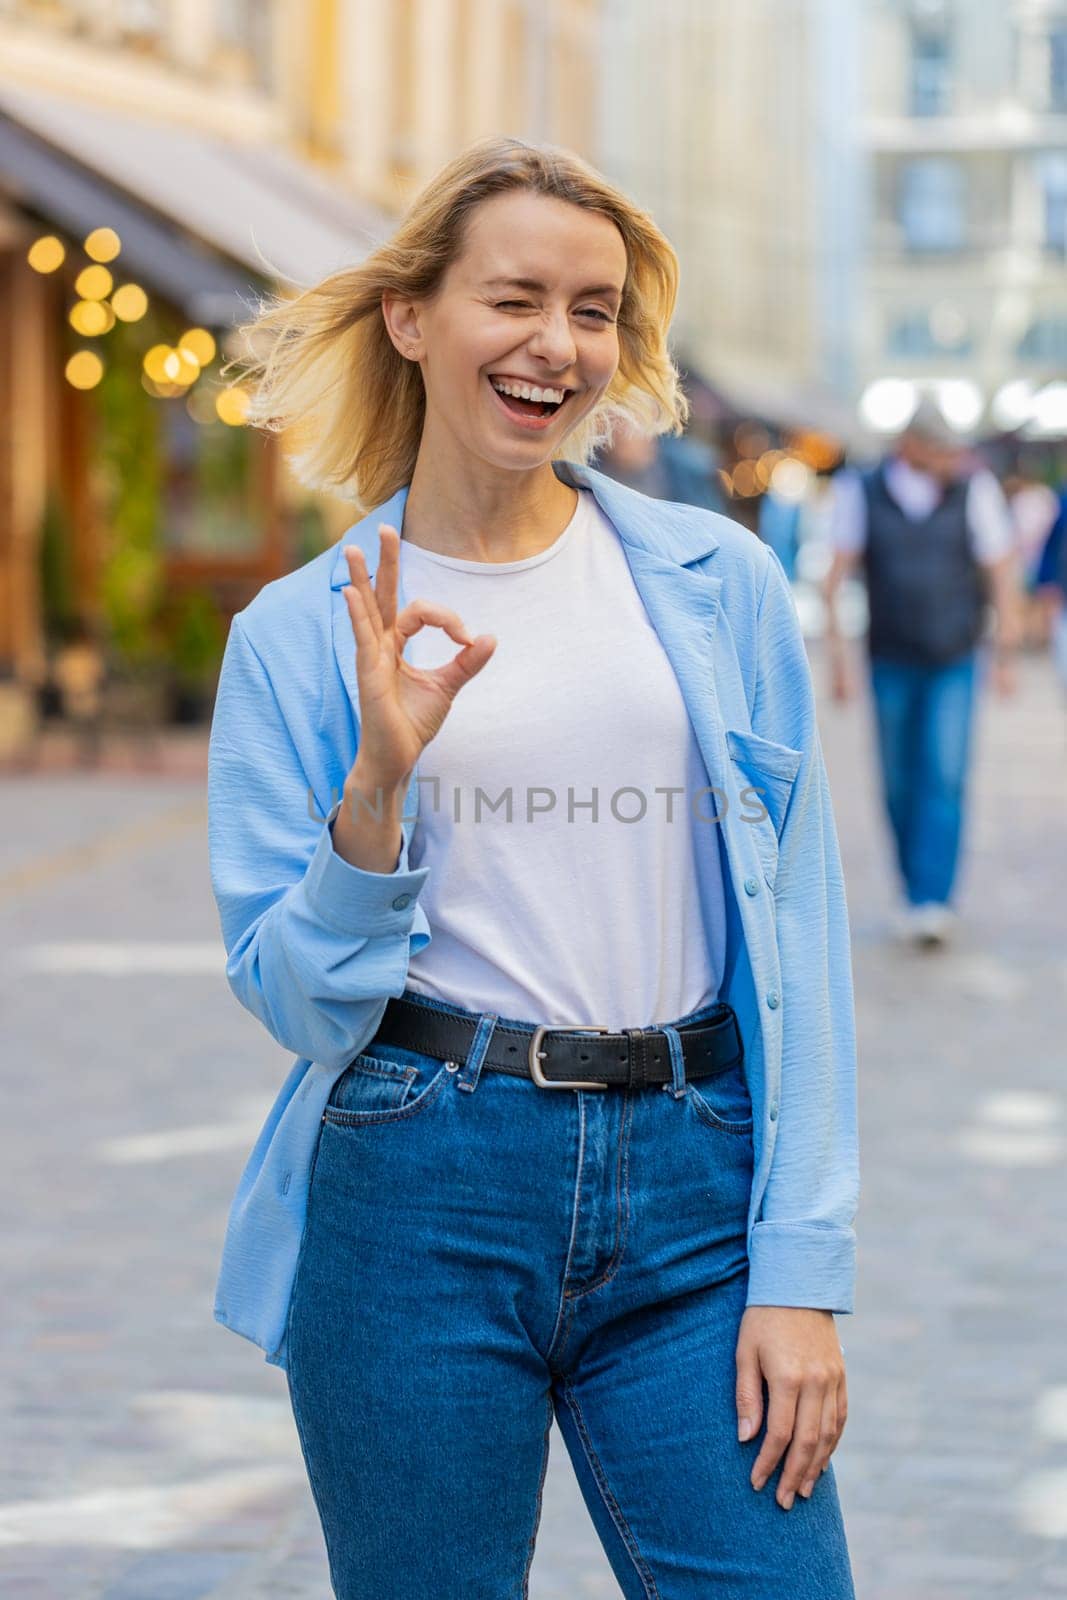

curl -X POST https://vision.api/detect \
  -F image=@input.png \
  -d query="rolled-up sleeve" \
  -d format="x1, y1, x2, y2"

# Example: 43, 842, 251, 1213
208, 617, 430, 1072
744, 550, 861, 1314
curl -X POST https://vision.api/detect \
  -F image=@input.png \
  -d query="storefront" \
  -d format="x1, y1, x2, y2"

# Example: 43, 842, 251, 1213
0, 80, 391, 746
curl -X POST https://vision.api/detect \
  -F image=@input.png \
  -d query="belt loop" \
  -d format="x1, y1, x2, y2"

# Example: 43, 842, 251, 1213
660, 1024, 688, 1098
456, 1011, 498, 1094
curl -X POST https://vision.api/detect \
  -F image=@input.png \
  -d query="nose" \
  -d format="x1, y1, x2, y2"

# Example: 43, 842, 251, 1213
524, 306, 578, 374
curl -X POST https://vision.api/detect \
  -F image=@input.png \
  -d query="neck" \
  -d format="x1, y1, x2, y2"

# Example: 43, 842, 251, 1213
401, 437, 579, 562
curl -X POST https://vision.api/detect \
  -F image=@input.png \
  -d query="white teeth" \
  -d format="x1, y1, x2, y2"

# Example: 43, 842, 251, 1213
490, 378, 567, 405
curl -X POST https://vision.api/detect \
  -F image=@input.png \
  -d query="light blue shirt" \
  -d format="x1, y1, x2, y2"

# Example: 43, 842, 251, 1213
208, 459, 860, 1369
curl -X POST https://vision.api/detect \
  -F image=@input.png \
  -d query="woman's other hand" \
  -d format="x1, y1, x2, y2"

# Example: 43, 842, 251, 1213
342, 525, 497, 787
735, 1305, 848, 1511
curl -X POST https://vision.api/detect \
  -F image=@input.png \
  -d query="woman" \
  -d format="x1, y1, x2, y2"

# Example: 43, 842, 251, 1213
208, 137, 859, 1599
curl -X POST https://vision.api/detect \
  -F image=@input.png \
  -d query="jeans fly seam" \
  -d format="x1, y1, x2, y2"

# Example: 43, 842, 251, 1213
565, 1090, 633, 1301
560, 1378, 661, 1600
547, 1092, 586, 1367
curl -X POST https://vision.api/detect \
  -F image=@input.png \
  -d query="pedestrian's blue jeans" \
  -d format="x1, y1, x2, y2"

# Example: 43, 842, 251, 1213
869, 649, 979, 907
285, 987, 856, 1599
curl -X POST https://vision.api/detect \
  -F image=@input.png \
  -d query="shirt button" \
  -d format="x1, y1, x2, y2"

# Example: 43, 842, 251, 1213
744, 876, 760, 896
765, 990, 780, 1009
391, 893, 413, 910
769, 1102, 779, 1121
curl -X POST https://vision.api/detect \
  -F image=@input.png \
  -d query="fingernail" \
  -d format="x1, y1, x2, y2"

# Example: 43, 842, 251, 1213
752, 1474, 766, 1492
801, 1479, 816, 1497
781, 1492, 795, 1511
738, 1418, 753, 1442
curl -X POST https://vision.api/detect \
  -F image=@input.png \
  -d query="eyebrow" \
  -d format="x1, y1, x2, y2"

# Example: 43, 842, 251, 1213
483, 275, 624, 303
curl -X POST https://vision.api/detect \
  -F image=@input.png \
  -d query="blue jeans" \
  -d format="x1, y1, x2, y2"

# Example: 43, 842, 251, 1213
285, 988, 856, 1599
869, 650, 979, 907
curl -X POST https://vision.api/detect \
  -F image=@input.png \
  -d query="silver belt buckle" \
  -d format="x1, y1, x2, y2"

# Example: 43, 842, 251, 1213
528, 1024, 611, 1090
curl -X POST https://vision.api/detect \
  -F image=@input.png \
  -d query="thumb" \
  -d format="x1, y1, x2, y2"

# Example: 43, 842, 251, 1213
736, 1340, 764, 1443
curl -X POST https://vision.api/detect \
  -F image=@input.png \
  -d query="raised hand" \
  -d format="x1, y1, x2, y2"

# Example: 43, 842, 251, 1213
341, 524, 497, 789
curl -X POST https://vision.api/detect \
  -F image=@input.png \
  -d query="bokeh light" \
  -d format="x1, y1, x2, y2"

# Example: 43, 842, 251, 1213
74, 264, 114, 301
65, 350, 104, 389
27, 236, 66, 273
84, 227, 122, 263
111, 284, 149, 322
69, 299, 115, 337
216, 385, 251, 425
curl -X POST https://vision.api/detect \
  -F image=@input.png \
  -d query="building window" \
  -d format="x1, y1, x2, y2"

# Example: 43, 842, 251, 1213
1050, 26, 1067, 113
899, 158, 967, 251
1039, 154, 1067, 253
886, 309, 973, 358
217, 0, 274, 91
1017, 318, 1067, 363
117, 0, 167, 38
909, 20, 952, 116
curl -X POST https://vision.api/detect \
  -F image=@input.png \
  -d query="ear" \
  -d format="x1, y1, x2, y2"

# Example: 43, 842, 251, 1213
381, 293, 422, 359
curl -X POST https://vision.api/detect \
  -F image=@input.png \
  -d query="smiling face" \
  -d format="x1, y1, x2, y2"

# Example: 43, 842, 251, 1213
385, 189, 628, 472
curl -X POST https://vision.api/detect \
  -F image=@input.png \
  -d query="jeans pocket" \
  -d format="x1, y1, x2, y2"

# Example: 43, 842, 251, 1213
322, 1045, 454, 1127
684, 1059, 755, 1136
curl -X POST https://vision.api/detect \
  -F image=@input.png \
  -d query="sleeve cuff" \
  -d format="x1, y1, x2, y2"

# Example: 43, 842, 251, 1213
745, 1221, 856, 1315
298, 797, 430, 938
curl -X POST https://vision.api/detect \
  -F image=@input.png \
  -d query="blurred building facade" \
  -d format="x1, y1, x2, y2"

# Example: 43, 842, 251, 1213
0, 0, 600, 739
858, 0, 1067, 437
3, 0, 1066, 745
597, 0, 865, 445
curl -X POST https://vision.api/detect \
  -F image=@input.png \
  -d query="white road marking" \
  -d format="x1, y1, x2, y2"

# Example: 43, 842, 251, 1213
0, 1465, 301, 1549
13, 941, 226, 974
95, 1120, 266, 1163
1015, 1469, 1067, 1540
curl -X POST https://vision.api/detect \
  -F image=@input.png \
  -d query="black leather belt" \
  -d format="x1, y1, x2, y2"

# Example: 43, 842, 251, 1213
366, 996, 744, 1091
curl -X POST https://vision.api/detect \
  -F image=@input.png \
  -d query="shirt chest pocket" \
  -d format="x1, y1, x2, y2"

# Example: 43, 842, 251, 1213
724, 727, 803, 888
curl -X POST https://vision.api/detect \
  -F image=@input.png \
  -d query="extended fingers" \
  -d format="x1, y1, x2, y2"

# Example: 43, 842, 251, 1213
343, 545, 382, 643
342, 580, 379, 665
374, 525, 399, 633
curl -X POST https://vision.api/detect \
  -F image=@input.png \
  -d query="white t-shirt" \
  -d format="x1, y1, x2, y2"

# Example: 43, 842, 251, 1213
829, 457, 1015, 565
397, 487, 726, 1030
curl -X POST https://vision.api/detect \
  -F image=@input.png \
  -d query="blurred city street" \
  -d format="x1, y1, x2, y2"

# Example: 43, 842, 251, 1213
2, 641, 1065, 1600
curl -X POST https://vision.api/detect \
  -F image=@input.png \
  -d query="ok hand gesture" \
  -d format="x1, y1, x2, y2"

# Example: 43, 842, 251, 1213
342, 525, 497, 787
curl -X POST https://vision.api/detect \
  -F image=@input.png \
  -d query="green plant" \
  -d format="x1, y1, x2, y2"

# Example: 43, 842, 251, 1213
164, 587, 227, 687
86, 314, 168, 669
37, 490, 79, 646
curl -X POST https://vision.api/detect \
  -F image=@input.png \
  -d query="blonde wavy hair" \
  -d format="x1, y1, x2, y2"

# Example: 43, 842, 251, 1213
223, 135, 690, 510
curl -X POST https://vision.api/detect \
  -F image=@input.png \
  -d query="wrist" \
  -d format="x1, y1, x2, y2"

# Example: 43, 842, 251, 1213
347, 761, 412, 808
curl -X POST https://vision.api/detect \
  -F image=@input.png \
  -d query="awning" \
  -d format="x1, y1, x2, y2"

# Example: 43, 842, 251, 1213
0, 80, 394, 324
704, 370, 875, 455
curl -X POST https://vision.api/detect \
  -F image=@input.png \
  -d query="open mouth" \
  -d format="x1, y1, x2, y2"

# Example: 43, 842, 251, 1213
486, 376, 573, 423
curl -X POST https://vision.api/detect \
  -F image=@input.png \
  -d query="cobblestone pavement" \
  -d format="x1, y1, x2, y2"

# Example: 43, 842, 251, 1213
2, 646, 1065, 1599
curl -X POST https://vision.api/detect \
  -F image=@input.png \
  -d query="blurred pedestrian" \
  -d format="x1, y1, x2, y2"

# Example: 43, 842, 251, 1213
600, 412, 725, 511
823, 396, 1021, 948
1035, 488, 1067, 696
758, 485, 803, 580
1002, 464, 1060, 649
